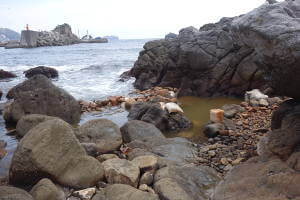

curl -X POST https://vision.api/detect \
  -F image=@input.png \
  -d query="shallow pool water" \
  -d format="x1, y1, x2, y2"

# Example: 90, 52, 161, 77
164, 96, 242, 142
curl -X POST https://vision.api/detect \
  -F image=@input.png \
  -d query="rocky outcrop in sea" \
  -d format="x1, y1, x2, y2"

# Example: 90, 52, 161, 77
4, 23, 80, 49
129, 0, 300, 98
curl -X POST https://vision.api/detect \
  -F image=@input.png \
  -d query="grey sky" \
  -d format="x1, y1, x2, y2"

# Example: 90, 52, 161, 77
0, 0, 267, 39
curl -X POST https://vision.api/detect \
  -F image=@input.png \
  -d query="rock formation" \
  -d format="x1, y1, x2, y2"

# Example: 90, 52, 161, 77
4, 75, 81, 124
5, 23, 80, 49
23, 66, 58, 79
129, 0, 300, 98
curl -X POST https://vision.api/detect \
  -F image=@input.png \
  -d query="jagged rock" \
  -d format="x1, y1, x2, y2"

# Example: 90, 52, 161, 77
24, 66, 59, 79
102, 158, 140, 187
16, 114, 56, 137
9, 118, 104, 188
0, 69, 16, 79
77, 119, 122, 154
130, 1, 300, 99
94, 184, 159, 200
128, 103, 192, 133
0, 186, 33, 200
5, 75, 81, 124
154, 164, 221, 200
120, 120, 165, 143
30, 178, 65, 200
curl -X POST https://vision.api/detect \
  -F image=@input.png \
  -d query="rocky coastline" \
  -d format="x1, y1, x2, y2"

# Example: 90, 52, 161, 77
3, 23, 108, 49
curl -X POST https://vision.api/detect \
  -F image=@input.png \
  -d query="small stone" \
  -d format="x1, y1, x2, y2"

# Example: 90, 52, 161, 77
232, 158, 244, 165
208, 150, 216, 157
96, 154, 119, 162
140, 171, 154, 186
220, 158, 229, 165
132, 155, 158, 171
224, 164, 233, 171
73, 187, 96, 200
259, 99, 269, 107
200, 147, 210, 153
139, 184, 156, 194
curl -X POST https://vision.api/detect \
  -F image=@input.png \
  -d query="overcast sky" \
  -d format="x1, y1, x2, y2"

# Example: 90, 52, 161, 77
0, 0, 267, 39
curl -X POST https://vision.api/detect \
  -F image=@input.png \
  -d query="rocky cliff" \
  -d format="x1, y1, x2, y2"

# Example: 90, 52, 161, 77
129, 0, 300, 98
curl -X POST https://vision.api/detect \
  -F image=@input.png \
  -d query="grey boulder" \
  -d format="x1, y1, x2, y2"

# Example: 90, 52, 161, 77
4, 75, 80, 124
9, 118, 104, 189
77, 119, 123, 154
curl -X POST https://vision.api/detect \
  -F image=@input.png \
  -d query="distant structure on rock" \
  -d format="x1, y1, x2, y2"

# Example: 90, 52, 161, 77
5, 23, 80, 49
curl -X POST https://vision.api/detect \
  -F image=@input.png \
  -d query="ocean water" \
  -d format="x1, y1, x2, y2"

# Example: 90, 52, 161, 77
0, 39, 150, 177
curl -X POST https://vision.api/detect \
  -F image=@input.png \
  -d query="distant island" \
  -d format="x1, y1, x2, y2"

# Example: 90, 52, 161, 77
0, 28, 20, 42
3, 23, 108, 49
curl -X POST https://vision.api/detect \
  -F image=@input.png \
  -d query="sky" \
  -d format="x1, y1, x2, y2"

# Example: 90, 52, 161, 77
0, 0, 267, 39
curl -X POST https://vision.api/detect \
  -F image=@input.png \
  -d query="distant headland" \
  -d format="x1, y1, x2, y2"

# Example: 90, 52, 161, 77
1, 23, 112, 49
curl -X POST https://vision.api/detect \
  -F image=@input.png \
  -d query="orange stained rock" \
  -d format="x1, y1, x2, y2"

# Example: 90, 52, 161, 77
210, 109, 224, 123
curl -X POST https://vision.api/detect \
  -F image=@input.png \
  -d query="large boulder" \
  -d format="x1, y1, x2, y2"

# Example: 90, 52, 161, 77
16, 114, 56, 137
77, 119, 123, 154
30, 178, 65, 200
129, 1, 300, 98
128, 103, 192, 133
0, 69, 16, 79
9, 118, 104, 189
154, 164, 221, 200
120, 120, 165, 143
127, 136, 197, 164
24, 66, 58, 79
93, 184, 159, 200
0, 186, 33, 200
4, 75, 81, 124
212, 157, 300, 200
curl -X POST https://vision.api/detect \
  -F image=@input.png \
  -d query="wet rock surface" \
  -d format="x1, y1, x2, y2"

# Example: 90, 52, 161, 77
24, 66, 59, 79
0, 69, 17, 79
128, 102, 192, 133
4, 75, 81, 124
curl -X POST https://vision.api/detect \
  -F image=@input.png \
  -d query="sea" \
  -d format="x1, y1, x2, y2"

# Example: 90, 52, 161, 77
0, 39, 151, 177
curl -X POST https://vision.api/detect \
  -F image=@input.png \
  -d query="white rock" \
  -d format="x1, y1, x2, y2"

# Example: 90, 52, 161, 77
139, 184, 156, 194
164, 102, 184, 113
245, 89, 268, 102
73, 187, 96, 200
